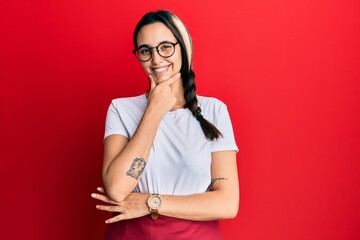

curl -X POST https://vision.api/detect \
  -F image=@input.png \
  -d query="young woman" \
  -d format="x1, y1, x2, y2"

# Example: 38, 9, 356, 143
91, 10, 239, 240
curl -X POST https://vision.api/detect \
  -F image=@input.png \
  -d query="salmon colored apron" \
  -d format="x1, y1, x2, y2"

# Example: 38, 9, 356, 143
104, 215, 222, 240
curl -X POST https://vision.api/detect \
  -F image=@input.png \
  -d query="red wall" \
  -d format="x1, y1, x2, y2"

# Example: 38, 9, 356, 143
1, 0, 359, 239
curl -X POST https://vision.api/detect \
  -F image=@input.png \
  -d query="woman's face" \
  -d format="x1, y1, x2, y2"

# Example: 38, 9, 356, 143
136, 22, 182, 84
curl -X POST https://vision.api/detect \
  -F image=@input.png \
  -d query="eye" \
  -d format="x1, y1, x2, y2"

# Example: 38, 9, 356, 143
139, 47, 150, 55
160, 43, 172, 50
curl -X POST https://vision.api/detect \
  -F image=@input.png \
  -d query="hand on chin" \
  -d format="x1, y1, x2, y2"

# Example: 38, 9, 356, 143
151, 74, 171, 85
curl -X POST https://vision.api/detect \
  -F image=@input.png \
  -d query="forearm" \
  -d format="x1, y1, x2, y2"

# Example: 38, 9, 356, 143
103, 107, 162, 202
158, 190, 239, 221
92, 188, 239, 224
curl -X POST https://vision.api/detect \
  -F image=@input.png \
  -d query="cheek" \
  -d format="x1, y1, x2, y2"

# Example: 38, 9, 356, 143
173, 56, 182, 72
140, 63, 151, 74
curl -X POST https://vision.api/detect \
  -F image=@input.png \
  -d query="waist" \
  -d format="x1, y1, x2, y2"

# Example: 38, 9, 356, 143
104, 215, 222, 240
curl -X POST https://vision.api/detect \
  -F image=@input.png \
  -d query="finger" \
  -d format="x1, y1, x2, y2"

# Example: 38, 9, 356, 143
161, 72, 181, 86
91, 193, 114, 204
97, 187, 105, 193
105, 214, 125, 224
148, 74, 157, 91
96, 204, 121, 213
91, 193, 116, 204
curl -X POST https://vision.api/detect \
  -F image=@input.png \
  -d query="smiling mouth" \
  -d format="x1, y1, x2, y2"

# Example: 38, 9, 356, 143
152, 65, 170, 74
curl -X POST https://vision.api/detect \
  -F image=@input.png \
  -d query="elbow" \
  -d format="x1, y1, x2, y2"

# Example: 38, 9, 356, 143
102, 177, 128, 203
105, 187, 128, 203
225, 205, 239, 219
220, 196, 239, 219
221, 204, 239, 219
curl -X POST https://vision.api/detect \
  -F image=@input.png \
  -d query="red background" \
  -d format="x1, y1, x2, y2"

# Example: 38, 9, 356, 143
1, 0, 360, 239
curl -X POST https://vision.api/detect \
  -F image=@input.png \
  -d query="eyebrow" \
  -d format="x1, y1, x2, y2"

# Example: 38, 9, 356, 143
137, 40, 176, 49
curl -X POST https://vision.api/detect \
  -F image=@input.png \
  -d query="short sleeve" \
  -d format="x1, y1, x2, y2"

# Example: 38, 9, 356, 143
210, 104, 239, 152
104, 101, 130, 139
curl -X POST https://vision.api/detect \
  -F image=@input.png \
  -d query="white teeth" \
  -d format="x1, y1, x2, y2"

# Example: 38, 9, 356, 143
153, 65, 169, 73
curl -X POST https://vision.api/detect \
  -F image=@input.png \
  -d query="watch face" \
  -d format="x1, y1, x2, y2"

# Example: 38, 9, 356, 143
148, 195, 162, 209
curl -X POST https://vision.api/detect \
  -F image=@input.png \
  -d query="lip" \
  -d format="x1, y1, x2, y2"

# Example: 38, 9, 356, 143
151, 64, 171, 74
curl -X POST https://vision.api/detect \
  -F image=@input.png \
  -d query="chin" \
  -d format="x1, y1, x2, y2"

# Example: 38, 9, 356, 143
154, 74, 171, 84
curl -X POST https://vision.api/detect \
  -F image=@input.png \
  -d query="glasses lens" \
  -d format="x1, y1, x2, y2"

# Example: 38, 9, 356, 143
158, 43, 175, 58
136, 47, 151, 61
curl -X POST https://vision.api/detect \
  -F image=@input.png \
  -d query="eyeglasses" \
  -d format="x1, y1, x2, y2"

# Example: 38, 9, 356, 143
132, 41, 179, 62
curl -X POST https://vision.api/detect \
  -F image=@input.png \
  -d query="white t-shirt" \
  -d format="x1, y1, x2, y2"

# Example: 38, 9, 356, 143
104, 94, 238, 195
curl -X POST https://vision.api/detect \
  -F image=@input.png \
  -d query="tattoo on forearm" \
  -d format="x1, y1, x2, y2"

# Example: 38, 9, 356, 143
206, 177, 228, 191
126, 157, 146, 179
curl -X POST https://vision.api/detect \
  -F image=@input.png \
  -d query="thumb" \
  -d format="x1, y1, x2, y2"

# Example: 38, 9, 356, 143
148, 74, 157, 91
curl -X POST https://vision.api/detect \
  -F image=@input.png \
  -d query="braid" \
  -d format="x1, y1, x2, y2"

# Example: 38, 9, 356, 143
183, 70, 223, 141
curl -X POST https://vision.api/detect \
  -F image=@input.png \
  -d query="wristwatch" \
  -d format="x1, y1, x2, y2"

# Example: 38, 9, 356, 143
147, 194, 162, 220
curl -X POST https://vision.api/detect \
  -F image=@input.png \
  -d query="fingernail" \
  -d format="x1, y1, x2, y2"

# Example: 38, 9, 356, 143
91, 193, 96, 198
105, 220, 109, 224
96, 205, 100, 209
97, 187, 102, 191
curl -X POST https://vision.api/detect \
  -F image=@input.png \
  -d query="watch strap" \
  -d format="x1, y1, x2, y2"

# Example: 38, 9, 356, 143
150, 210, 159, 220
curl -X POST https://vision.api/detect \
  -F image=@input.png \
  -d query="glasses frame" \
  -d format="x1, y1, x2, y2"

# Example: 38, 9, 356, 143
132, 41, 179, 62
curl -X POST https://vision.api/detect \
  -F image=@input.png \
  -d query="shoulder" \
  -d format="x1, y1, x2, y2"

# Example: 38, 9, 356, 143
198, 95, 227, 112
197, 95, 229, 125
110, 94, 147, 109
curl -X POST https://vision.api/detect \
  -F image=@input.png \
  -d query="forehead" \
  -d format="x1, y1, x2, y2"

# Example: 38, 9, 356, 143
136, 22, 177, 46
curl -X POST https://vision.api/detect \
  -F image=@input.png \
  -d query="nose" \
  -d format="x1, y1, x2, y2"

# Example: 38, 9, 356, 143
151, 48, 163, 64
